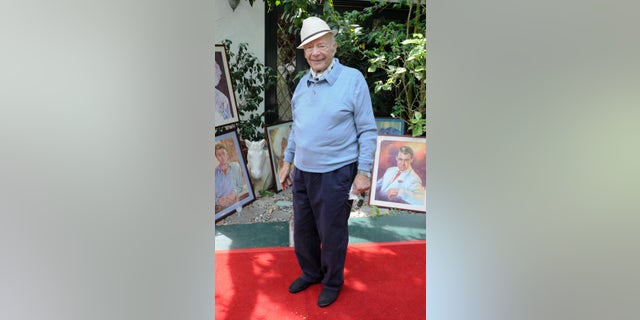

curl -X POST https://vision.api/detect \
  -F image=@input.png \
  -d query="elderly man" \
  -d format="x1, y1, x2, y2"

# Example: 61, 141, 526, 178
279, 17, 378, 307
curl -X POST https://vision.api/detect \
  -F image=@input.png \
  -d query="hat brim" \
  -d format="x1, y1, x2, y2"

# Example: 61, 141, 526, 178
296, 30, 338, 49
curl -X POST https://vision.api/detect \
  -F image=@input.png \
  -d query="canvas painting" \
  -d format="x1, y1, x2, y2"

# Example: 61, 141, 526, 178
214, 44, 239, 128
265, 121, 293, 192
214, 130, 255, 221
370, 135, 426, 212
375, 118, 405, 136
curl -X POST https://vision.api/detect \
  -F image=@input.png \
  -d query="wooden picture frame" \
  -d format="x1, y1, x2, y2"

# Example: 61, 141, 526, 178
375, 117, 405, 136
214, 130, 255, 222
370, 135, 426, 212
265, 121, 293, 192
214, 44, 239, 128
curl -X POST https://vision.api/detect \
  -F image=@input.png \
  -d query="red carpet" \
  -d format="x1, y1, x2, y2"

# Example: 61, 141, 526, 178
215, 240, 426, 320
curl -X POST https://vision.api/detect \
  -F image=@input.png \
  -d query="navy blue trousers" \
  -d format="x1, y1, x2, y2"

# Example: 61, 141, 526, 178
292, 162, 356, 292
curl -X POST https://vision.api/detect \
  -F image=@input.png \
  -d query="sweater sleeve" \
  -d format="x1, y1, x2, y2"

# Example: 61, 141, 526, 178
352, 73, 378, 172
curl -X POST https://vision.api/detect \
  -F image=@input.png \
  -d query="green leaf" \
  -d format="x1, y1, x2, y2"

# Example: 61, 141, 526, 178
412, 126, 424, 137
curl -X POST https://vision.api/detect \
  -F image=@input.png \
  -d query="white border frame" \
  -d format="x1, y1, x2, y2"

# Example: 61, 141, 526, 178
370, 135, 427, 212
214, 130, 255, 221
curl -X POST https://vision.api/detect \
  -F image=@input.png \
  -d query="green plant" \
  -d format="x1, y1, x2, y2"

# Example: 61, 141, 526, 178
216, 39, 276, 141
368, 205, 389, 219
259, 187, 275, 197
366, 1, 426, 136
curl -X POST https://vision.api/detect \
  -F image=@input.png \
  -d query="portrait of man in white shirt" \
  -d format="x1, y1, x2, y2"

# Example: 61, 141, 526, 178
375, 145, 425, 206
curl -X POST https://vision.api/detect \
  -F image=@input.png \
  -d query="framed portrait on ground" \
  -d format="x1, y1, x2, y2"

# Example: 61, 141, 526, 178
375, 117, 405, 136
265, 121, 293, 192
214, 130, 255, 222
370, 135, 426, 212
214, 44, 239, 128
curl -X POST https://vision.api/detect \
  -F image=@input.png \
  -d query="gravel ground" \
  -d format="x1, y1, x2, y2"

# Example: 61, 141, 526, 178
215, 190, 417, 226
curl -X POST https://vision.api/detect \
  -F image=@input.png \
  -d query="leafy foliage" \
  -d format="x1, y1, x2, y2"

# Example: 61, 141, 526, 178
360, 1, 426, 137
369, 32, 426, 137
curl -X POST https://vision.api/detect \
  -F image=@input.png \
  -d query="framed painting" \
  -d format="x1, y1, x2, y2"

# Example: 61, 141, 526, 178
214, 130, 255, 222
265, 121, 293, 192
370, 135, 426, 212
214, 44, 239, 128
375, 117, 405, 136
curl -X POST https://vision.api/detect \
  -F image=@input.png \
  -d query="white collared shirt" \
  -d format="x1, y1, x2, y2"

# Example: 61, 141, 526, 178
310, 59, 335, 81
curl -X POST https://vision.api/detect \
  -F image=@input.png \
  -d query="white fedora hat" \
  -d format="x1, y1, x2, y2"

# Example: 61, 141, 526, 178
297, 17, 337, 49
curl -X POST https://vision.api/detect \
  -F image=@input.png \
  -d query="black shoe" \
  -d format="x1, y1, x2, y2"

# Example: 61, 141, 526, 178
288, 278, 318, 294
317, 288, 340, 307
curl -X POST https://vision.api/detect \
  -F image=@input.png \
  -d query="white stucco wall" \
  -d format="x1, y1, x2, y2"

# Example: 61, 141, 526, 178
214, 0, 266, 128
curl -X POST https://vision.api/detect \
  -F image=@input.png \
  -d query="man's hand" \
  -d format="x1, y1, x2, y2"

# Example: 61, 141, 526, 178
385, 188, 400, 200
352, 173, 371, 195
279, 161, 293, 190
218, 192, 237, 207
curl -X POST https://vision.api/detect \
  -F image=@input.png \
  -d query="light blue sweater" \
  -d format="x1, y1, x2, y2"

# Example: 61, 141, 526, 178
283, 59, 378, 173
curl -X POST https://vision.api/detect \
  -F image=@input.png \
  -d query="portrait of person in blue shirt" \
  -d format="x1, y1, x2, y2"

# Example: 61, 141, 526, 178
214, 143, 245, 210
375, 145, 425, 205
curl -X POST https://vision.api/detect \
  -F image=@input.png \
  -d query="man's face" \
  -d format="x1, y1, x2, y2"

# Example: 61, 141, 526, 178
396, 152, 413, 171
215, 148, 229, 169
302, 33, 337, 73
